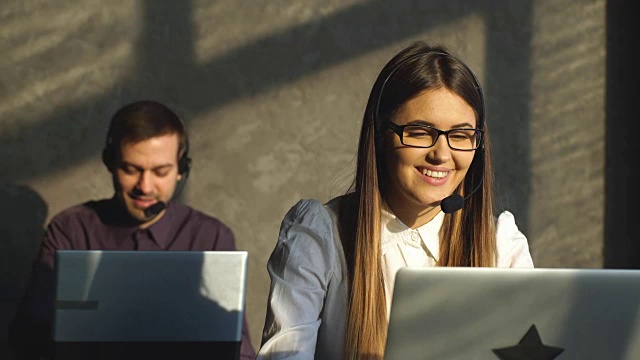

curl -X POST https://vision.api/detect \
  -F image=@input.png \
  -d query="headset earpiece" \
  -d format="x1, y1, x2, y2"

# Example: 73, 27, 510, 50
174, 144, 191, 199
177, 140, 192, 176
102, 137, 115, 172
180, 156, 192, 175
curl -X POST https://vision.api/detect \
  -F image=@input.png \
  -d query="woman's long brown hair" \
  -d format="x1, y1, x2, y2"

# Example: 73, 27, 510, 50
338, 41, 496, 359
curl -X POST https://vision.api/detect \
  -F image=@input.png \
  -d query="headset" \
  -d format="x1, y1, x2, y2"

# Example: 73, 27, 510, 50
374, 47, 486, 214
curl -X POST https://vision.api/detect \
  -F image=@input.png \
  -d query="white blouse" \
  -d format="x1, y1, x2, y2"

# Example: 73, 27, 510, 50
257, 196, 534, 360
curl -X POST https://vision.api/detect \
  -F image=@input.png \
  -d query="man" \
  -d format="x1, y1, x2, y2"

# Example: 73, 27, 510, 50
9, 100, 256, 359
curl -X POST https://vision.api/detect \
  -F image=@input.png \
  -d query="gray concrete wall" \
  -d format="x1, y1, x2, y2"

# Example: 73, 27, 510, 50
0, 0, 605, 355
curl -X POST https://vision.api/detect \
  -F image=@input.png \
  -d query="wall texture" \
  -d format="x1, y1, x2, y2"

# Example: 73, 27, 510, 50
0, 0, 605, 355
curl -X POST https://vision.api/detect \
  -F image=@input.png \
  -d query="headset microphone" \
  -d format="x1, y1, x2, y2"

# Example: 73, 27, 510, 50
143, 201, 166, 219
440, 194, 464, 214
440, 164, 484, 214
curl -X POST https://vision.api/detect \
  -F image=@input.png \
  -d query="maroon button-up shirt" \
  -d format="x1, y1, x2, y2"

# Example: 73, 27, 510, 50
9, 198, 256, 359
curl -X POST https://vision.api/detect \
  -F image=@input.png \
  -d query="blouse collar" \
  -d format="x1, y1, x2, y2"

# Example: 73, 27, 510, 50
380, 202, 444, 261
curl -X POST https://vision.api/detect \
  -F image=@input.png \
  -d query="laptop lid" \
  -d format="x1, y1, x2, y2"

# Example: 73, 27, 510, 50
383, 267, 640, 360
53, 250, 247, 344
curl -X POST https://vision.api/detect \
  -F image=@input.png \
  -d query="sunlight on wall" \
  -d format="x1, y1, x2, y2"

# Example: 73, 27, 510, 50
0, 0, 136, 127
0, 43, 134, 122
528, 0, 604, 267
193, 0, 368, 63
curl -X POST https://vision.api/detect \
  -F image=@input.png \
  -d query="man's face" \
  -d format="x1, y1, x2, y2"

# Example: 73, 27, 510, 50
113, 133, 182, 227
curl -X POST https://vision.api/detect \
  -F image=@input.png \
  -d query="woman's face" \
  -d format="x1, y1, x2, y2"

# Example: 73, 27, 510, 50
383, 87, 478, 226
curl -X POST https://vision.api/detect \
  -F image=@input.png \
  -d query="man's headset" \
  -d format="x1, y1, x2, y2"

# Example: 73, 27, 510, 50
102, 112, 192, 220
374, 48, 486, 214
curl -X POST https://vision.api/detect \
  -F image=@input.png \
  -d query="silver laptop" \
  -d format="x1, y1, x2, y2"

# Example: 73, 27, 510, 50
53, 250, 247, 359
384, 267, 640, 360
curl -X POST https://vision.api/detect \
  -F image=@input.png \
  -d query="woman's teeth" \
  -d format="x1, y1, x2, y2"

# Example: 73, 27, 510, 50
421, 169, 447, 178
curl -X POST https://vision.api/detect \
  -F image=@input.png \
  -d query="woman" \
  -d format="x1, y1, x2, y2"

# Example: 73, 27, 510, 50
257, 41, 534, 360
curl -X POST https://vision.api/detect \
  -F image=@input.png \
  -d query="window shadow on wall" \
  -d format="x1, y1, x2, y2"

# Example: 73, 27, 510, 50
0, 0, 533, 239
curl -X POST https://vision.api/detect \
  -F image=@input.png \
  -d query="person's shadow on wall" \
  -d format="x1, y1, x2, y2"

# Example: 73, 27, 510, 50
0, 183, 48, 360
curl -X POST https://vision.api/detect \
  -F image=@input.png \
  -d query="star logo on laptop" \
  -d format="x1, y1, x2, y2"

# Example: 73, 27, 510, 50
492, 324, 564, 359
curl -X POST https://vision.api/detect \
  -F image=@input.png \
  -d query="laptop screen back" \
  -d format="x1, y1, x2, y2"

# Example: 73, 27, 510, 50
383, 267, 640, 360
53, 250, 247, 359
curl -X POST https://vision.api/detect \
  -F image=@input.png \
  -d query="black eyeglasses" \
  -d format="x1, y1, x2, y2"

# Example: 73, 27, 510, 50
386, 122, 483, 151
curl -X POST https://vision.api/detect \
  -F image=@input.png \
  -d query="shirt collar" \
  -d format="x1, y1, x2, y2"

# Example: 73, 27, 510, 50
416, 211, 444, 261
145, 201, 176, 249
380, 201, 444, 261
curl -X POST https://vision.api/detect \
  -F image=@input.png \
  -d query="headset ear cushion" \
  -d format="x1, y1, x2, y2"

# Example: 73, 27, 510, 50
102, 147, 113, 171
178, 156, 192, 175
